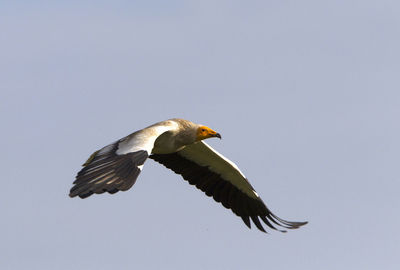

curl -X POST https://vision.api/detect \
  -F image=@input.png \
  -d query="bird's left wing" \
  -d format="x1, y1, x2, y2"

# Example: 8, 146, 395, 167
69, 124, 176, 198
150, 141, 307, 232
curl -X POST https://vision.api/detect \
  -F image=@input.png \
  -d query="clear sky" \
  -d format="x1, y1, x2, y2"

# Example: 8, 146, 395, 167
1, 1, 399, 269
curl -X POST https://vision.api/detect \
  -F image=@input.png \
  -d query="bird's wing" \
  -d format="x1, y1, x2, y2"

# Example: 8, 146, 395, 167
150, 141, 307, 233
70, 124, 177, 198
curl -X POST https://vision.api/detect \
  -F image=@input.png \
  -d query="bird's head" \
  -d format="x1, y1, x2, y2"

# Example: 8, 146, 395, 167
196, 125, 221, 141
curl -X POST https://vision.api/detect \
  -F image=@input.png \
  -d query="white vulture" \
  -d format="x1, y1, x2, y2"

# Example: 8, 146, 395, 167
70, 118, 307, 233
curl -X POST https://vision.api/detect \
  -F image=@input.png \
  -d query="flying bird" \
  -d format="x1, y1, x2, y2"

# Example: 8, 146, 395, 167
69, 118, 307, 233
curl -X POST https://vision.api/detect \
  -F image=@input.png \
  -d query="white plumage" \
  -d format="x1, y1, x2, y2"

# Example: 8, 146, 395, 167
70, 118, 307, 233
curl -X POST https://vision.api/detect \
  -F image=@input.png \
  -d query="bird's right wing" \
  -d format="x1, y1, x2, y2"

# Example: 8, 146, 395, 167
69, 123, 177, 198
150, 141, 307, 233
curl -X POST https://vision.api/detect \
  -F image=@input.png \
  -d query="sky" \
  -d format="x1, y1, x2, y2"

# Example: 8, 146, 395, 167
1, 1, 399, 269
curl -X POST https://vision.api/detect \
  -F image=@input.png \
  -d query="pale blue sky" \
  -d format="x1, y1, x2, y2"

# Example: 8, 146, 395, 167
1, 1, 399, 269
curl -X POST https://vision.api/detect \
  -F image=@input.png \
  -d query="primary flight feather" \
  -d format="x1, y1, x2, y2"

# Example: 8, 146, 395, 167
69, 118, 307, 233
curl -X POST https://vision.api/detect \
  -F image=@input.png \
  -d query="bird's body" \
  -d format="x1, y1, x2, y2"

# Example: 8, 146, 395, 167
70, 118, 307, 233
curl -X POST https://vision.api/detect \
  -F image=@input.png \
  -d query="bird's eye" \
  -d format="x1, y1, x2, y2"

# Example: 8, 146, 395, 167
202, 129, 206, 132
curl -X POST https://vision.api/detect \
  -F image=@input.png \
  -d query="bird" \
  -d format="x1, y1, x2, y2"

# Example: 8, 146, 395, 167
69, 118, 307, 233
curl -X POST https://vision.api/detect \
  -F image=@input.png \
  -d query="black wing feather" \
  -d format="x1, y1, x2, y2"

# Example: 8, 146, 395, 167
150, 152, 307, 233
70, 141, 148, 198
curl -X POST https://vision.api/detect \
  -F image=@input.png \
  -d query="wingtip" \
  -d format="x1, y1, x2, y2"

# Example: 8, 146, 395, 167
268, 213, 308, 230
69, 188, 93, 199
251, 216, 267, 233
240, 212, 307, 233
241, 216, 251, 229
